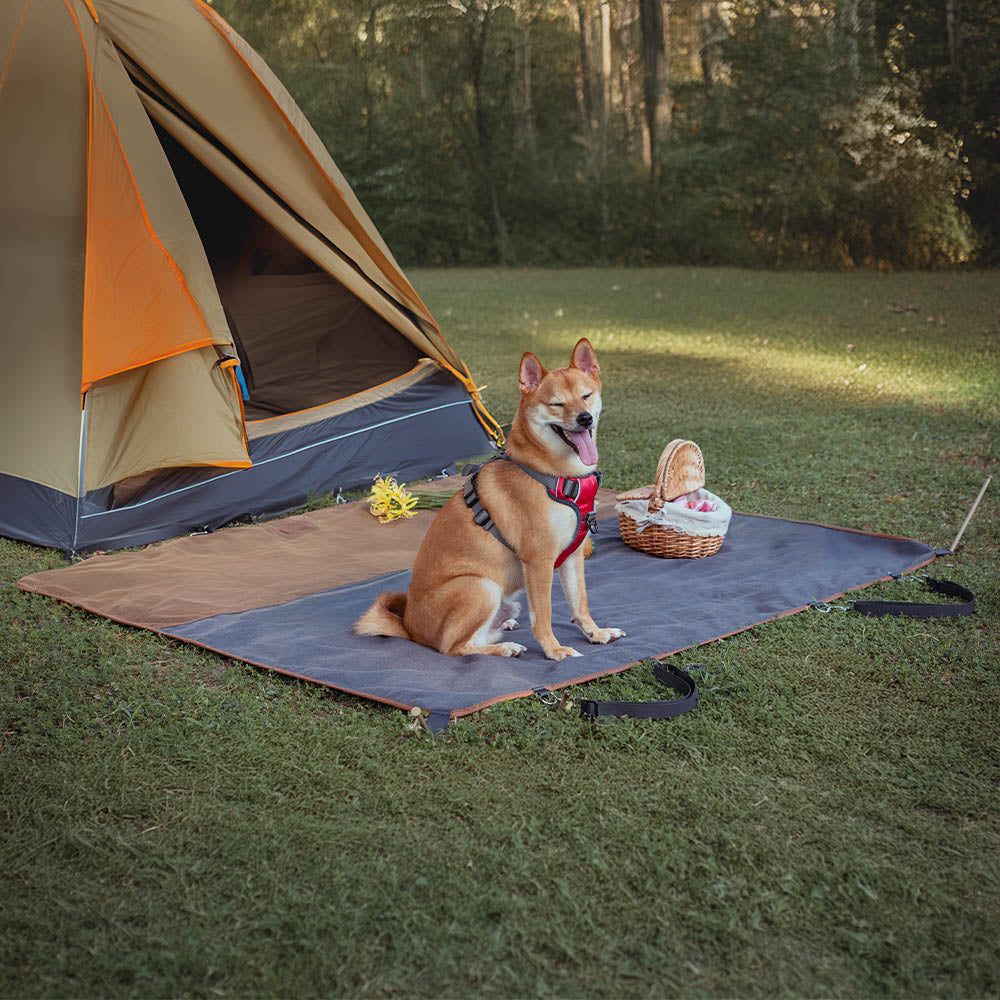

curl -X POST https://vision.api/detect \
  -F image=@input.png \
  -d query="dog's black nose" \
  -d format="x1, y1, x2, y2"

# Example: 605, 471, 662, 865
576, 411, 593, 429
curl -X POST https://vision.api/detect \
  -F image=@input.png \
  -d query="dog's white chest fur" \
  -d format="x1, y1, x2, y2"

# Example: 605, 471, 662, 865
546, 496, 581, 551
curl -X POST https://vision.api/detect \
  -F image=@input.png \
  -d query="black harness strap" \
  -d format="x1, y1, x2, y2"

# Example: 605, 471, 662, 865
577, 663, 699, 721
463, 472, 516, 553
852, 577, 975, 619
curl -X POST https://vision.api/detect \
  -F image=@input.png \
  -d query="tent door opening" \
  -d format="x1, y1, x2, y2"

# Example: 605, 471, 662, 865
153, 124, 424, 420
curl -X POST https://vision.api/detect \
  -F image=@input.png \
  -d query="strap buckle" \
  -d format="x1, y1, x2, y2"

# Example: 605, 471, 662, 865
533, 686, 560, 706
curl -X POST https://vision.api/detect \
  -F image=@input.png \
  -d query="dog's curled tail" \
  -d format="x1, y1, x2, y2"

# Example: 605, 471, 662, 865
353, 591, 410, 639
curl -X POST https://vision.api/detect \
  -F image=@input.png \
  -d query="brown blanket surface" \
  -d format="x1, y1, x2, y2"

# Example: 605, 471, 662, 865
18, 477, 621, 630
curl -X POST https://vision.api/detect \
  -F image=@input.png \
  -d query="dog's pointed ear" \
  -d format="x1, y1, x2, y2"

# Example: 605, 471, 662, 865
519, 352, 547, 393
570, 338, 600, 378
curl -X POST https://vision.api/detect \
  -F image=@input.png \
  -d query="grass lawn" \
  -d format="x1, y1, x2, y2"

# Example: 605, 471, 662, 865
2, 268, 998, 998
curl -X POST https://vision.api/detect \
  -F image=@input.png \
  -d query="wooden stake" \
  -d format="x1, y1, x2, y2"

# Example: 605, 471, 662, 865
950, 476, 992, 552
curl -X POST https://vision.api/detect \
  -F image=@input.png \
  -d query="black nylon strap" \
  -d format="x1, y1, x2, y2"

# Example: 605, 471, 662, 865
852, 577, 975, 619
463, 472, 516, 553
578, 663, 699, 721
425, 710, 451, 734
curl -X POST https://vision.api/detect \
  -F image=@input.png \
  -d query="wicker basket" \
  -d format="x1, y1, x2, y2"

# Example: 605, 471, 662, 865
615, 440, 729, 558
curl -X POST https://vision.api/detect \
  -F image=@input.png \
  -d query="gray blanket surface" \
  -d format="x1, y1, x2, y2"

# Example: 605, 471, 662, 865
163, 513, 934, 724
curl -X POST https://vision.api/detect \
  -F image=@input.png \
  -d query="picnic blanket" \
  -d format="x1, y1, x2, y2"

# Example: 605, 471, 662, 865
19, 477, 935, 728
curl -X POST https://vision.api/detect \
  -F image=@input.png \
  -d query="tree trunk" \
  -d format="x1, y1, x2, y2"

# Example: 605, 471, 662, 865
699, 1, 730, 99
945, 0, 967, 104
842, 0, 862, 97
598, 0, 612, 252
599, 0, 612, 158
576, 0, 595, 139
469, 3, 514, 264
521, 26, 536, 158
639, 0, 670, 186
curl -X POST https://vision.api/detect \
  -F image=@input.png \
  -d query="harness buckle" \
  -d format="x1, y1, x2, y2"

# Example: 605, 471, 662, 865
562, 478, 580, 500
585, 511, 599, 534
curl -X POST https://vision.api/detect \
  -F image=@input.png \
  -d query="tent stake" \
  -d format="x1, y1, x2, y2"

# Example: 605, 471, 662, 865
949, 476, 992, 552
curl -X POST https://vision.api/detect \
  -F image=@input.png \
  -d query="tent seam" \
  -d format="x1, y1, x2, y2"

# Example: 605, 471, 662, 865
79, 398, 475, 519
81, 337, 217, 395
0, 0, 31, 95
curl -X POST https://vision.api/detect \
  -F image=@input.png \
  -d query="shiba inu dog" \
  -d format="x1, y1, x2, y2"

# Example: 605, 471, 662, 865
354, 338, 626, 660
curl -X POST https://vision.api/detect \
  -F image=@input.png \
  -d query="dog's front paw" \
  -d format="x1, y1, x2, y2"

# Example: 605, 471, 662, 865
546, 645, 583, 661
497, 642, 527, 657
586, 626, 627, 644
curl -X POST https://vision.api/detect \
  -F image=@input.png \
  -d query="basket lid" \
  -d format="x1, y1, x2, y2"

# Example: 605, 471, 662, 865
614, 485, 655, 502
655, 439, 705, 501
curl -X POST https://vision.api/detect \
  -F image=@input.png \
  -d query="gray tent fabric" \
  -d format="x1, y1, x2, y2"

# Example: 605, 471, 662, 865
163, 512, 935, 725
51, 369, 487, 553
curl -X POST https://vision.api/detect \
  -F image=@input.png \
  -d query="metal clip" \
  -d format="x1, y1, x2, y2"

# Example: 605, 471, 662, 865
533, 687, 560, 706
585, 511, 599, 534
812, 602, 852, 613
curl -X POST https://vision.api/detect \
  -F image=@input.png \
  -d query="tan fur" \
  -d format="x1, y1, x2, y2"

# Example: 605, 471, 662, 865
353, 591, 409, 639
353, 339, 626, 660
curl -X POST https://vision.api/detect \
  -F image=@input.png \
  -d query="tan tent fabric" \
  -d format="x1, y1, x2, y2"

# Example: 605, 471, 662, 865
0, 0, 88, 494
17, 479, 622, 629
97, 0, 438, 335
84, 346, 249, 492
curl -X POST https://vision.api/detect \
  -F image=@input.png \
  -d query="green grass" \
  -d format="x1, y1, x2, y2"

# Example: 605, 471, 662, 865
2, 268, 998, 998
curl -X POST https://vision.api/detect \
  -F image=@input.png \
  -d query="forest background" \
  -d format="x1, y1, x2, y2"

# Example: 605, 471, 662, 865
211, 0, 999, 270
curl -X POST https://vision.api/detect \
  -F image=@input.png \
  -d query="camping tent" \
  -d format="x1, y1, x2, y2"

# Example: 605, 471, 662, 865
0, 0, 500, 554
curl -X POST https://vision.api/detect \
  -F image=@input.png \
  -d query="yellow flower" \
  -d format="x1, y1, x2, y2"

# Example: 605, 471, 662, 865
368, 475, 419, 523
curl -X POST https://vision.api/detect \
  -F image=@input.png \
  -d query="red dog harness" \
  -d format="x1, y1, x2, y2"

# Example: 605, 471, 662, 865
463, 455, 602, 568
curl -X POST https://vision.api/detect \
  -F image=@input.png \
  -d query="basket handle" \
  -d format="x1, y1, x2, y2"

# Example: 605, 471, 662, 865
649, 439, 704, 512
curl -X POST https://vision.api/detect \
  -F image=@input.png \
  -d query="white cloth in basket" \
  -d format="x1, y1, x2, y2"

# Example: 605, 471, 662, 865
615, 488, 732, 537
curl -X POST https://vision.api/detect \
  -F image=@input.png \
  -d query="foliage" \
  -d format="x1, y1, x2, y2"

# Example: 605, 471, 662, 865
209, 0, 993, 268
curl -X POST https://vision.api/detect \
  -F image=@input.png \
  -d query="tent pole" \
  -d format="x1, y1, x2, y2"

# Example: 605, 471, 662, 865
72, 393, 90, 557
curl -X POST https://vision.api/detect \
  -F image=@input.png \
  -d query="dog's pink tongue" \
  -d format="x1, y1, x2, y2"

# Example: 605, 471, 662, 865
567, 429, 598, 466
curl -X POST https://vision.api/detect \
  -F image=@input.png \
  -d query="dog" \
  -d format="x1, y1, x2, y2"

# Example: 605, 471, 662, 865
354, 338, 626, 661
